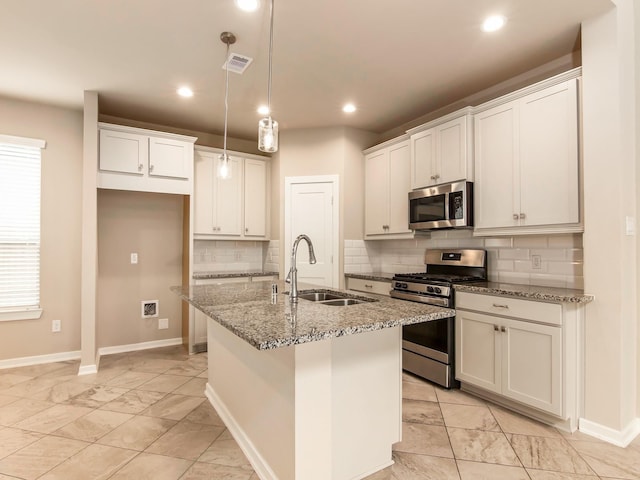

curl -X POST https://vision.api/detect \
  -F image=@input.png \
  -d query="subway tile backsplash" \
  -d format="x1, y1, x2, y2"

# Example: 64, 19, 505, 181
344, 231, 584, 289
193, 240, 279, 274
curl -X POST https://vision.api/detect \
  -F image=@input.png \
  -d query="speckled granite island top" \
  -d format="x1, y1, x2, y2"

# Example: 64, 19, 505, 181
455, 282, 594, 304
344, 272, 395, 282
172, 280, 454, 350
193, 270, 278, 280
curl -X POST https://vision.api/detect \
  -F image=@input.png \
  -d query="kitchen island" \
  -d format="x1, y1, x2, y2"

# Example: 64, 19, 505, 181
173, 280, 454, 480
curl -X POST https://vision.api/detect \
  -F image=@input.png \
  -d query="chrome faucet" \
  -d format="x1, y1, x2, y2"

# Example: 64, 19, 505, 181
286, 234, 317, 302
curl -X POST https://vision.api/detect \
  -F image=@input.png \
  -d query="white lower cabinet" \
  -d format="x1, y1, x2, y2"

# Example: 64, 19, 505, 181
456, 291, 564, 418
345, 277, 391, 296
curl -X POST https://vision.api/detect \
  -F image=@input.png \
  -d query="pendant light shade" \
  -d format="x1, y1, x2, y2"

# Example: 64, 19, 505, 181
219, 31, 236, 179
258, 0, 278, 152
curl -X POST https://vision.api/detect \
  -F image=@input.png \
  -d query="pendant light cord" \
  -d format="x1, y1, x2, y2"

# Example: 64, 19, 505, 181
267, 0, 274, 118
223, 40, 230, 155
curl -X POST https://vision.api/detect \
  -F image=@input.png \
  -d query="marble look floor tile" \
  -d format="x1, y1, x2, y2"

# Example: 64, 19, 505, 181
137, 374, 191, 393
508, 434, 595, 475
146, 420, 224, 460
198, 430, 253, 469
163, 364, 207, 377
36, 362, 81, 380
53, 409, 133, 442
447, 427, 520, 466
65, 385, 129, 408
171, 378, 207, 397
0, 428, 42, 460
123, 359, 183, 374
389, 452, 460, 479
38, 443, 137, 480
96, 415, 176, 451
71, 367, 128, 385
197, 371, 208, 378
0, 435, 88, 480
569, 439, 640, 479
402, 399, 444, 425
100, 390, 166, 414
31, 381, 93, 404
0, 396, 19, 409
2, 377, 63, 398
0, 374, 33, 389
142, 393, 205, 421
13, 404, 94, 434
402, 380, 438, 403
489, 405, 562, 438
105, 371, 159, 389
0, 399, 54, 426
441, 403, 500, 432
457, 460, 530, 479
526, 470, 600, 479
402, 372, 426, 385
108, 452, 192, 480
435, 388, 486, 406
179, 461, 254, 480
393, 423, 454, 458
184, 402, 225, 427
4, 362, 70, 378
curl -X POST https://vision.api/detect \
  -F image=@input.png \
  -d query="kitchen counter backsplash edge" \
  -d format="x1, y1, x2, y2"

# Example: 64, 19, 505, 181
344, 272, 395, 282
193, 271, 279, 280
455, 282, 594, 304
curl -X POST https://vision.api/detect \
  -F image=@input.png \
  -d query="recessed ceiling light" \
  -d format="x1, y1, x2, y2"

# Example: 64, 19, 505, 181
343, 103, 356, 113
482, 15, 507, 33
257, 105, 270, 115
235, 0, 259, 12
177, 86, 193, 98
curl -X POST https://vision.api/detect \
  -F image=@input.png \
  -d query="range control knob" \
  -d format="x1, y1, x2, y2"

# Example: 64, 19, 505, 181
426, 286, 434, 293
434, 287, 442, 294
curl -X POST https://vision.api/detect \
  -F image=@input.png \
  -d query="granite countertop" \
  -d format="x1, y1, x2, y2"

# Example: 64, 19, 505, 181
344, 272, 395, 282
172, 280, 454, 350
193, 270, 279, 280
455, 282, 594, 304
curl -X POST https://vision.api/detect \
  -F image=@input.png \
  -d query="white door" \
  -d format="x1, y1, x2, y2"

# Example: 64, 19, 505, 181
285, 176, 339, 288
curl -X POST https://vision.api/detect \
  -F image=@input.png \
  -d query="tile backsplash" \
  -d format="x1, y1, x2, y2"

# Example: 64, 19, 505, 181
344, 231, 583, 289
193, 240, 279, 273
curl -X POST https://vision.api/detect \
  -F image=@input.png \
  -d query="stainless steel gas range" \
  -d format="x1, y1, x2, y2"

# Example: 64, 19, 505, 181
390, 249, 487, 388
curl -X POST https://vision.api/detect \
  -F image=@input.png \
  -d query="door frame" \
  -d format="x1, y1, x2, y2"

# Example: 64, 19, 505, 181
284, 175, 340, 288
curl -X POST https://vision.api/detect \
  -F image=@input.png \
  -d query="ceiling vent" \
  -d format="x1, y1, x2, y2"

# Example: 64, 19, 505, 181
222, 53, 253, 74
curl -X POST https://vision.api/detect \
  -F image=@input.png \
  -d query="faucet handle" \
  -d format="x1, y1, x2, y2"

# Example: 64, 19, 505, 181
285, 269, 292, 284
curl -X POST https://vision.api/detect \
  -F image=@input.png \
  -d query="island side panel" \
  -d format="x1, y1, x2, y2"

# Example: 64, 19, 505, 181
206, 319, 295, 480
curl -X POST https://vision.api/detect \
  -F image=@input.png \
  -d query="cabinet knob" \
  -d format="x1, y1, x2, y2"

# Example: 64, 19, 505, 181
149, 164, 154, 173
513, 214, 519, 220
519, 213, 526, 219
501, 326, 507, 333
492, 303, 509, 309
364, 284, 373, 288
245, 228, 249, 233
434, 174, 440, 180
494, 325, 499, 332
138, 164, 143, 171
430, 175, 436, 180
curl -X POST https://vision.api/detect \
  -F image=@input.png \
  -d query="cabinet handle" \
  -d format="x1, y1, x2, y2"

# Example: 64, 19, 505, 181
364, 284, 373, 288
245, 228, 249, 233
519, 213, 526, 219
149, 164, 154, 173
138, 164, 144, 171
434, 174, 440, 180
493, 325, 499, 332
501, 326, 507, 333
492, 303, 509, 309
513, 214, 519, 220
430, 175, 436, 180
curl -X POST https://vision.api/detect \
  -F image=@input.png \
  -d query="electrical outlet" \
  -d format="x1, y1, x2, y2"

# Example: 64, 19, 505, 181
158, 318, 169, 330
52, 319, 61, 332
130, 253, 138, 264
531, 255, 542, 269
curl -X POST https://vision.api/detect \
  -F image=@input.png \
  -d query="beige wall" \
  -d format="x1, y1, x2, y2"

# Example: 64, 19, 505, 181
97, 190, 184, 348
0, 96, 83, 361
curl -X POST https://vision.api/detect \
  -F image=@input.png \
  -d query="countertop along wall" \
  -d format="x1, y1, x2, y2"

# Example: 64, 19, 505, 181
0, 96, 83, 362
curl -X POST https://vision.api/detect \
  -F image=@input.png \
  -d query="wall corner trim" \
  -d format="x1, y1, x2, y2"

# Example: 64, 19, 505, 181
77, 364, 98, 376
579, 417, 640, 447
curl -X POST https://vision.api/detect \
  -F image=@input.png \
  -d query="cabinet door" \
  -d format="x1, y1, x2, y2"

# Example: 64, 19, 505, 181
438, 116, 468, 184
474, 103, 518, 229
244, 158, 267, 237
501, 318, 563, 416
213, 156, 243, 236
410, 129, 436, 189
99, 129, 147, 175
149, 137, 191, 179
387, 141, 412, 234
193, 150, 215, 234
455, 311, 501, 394
519, 79, 579, 227
365, 150, 389, 235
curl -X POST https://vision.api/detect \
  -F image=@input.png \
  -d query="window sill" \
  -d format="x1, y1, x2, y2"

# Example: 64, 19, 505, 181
0, 308, 43, 321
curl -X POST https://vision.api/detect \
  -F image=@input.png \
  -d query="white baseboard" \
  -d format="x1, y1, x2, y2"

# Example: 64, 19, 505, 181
0, 350, 81, 370
205, 383, 278, 480
98, 337, 183, 356
77, 364, 98, 376
579, 416, 640, 447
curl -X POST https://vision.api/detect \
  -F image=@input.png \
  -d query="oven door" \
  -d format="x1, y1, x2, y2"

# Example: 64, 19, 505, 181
402, 316, 453, 364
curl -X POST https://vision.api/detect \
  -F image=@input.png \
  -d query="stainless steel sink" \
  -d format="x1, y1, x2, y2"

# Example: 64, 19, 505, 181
298, 292, 344, 302
322, 299, 363, 306
291, 289, 378, 306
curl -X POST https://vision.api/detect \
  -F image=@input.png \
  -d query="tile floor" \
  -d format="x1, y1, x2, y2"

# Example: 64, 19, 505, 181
0, 346, 638, 479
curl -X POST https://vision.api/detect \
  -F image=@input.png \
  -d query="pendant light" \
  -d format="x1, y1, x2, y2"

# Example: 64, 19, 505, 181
219, 31, 236, 179
258, 0, 278, 152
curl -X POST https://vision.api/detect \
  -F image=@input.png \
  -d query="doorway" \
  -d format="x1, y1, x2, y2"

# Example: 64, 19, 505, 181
284, 175, 339, 288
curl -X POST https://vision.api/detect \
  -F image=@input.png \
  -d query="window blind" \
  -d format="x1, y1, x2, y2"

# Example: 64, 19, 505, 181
0, 140, 42, 312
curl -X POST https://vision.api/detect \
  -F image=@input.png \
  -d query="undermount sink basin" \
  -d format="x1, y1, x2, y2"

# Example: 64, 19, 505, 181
291, 289, 379, 306
322, 298, 363, 306
298, 292, 344, 302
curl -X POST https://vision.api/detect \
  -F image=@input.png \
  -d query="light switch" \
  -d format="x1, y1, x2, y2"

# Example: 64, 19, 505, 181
131, 253, 138, 264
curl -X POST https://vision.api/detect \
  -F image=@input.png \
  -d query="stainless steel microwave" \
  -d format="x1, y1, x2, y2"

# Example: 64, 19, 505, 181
408, 181, 473, 230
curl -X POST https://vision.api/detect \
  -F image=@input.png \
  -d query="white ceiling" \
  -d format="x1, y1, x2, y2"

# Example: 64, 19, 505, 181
0, 0, 612, 141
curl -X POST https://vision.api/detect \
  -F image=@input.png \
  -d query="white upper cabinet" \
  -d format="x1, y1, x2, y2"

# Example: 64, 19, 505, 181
474, 71, 581, 235
98, 123, 196, 195
408, 108, 473, 189
193, 147, 270, 240
364, 137, 413, 239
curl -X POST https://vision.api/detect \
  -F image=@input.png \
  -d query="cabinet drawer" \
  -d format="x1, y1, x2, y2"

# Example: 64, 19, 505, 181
456, 291, 561, 326
346, 277, 391, 296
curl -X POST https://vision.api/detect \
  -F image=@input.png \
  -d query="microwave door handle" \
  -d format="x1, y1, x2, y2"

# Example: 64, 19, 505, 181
444, 192, 450, 221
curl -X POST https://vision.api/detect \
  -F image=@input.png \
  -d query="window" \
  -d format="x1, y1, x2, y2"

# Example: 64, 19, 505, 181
0, 134, 46, 321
